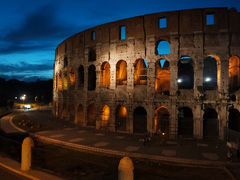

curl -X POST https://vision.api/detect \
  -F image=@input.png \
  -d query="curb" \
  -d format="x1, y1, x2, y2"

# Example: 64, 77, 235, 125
9, 116, 26, 133
33, 133, 232, 167
0, 161, 39, 180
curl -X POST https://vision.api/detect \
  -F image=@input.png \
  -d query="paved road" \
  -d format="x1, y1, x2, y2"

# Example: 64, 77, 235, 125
0, 166, 30, 180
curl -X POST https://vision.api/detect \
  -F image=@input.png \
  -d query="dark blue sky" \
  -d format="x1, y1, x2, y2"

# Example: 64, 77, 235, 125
0, 0, 239, 82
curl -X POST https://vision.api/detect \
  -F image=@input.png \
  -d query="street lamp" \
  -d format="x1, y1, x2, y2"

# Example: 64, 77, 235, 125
20, 94, 26, 104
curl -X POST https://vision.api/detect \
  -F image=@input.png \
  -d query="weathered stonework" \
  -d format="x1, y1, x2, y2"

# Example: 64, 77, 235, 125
53, 8, 240, 140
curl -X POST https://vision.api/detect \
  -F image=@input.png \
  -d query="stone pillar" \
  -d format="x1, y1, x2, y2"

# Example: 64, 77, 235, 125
118, 157, 134, 180
170, 61, 178, 96
193, 56, 203, 98
110, 62, 116, 90
21, 137, 34, 171
218, 104, 227, 140
193, 104, 203, 139
169, 103, 177, 139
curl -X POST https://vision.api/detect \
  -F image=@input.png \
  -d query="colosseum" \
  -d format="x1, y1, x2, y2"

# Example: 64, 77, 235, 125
53, 7, 240, 140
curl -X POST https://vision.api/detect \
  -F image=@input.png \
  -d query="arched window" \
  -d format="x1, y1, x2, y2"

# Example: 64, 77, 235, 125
203, 108, 218, 138
58, 71, 62, 91
133, 106, 147, 133
115, 105, 127, 131
88, 65, 96, 91
63, 70, 68, 90
100, 62, 110, 88
154, 106, 169, 135
88, 48, 96, 62
156, 41, 170, 55
134, 59, 148, 85
229, 56, 240, 92
64, 57, 68, 67
76, 104, 84, 125
116, 60, 127, 85
69, 68, 76, 87
177, 56, 194, 89
101, 105, 110, 127
155, 59, 170, 94
78, 65, 84, 87
178, 107, 193, 136
87, 104, 96, 126
203, 55, 220, 90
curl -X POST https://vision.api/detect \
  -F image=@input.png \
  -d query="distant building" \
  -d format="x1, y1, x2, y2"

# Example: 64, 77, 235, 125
53, 7, 240, 139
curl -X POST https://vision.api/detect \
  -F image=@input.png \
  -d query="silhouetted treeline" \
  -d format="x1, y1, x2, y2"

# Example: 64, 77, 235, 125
0, 78, 53, 107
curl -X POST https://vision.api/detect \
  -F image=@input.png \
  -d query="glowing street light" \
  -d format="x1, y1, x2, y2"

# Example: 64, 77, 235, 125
205, 77, 211, 82
20, 94, 26, 104
177, 78, 182, 83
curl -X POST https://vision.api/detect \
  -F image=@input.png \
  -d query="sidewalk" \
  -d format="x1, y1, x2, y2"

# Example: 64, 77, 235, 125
0, 113, 64, 180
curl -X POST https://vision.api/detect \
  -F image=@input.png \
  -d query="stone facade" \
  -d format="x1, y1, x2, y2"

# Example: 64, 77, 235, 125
53, 7, 240, 140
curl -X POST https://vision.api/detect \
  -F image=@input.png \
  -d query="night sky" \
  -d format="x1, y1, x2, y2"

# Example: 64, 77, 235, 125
0, 0, 239, 82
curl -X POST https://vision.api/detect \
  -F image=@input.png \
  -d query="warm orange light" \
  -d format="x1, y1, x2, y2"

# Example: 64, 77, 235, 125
208, 55, 221, 87
154, 106, 169, 134
100, 62, 110, 88
116, 60, 127, 85
69, 68, 76, 87
58, 71, 62, 91
134, 59, 147, 85
101, 105, 110, 127
155, 61, 170, 93
63, 69, 68, 90
229, 56, 240, 90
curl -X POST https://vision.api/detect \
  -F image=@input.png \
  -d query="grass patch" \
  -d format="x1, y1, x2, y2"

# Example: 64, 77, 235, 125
12, 113, 75, 133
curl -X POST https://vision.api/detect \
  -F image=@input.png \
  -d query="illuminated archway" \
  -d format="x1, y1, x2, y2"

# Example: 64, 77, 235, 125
69, 67, 76, 87
100, 105, 110, 127
87, 104, 96, 126
100, 62, 110, 88
76, 104, 84, 124
58, 71, 62, 91
154, 106, 169, 135
116, 60, 127, 85
178, 107, 193, 136
155, 59, 170, 94
62, 103, 68, 119
133, 106, 147, 133
63, 70, 68, 90
203, 55, 220, 90
229, 56, 240, 92
134, 59, 148, 85
115, 105, 127, 131
177, 56, 194, 89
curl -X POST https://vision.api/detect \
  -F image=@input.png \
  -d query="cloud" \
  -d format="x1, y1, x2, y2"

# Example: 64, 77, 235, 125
0, 61, 53, 73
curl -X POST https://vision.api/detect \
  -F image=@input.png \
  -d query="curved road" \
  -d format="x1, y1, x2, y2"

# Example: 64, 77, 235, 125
0, 166, 30, 180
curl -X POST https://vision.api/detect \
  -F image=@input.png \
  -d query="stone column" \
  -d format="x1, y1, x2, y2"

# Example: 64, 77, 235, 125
21, 137, 34, 171
118, 157, 134, 180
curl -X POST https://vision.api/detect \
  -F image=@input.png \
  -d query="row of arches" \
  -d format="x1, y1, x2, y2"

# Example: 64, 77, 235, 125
56, 55, 240, 93
55, 102, 240, 138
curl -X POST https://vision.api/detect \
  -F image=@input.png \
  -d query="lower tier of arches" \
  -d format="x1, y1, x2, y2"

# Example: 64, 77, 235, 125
53, 100, 240, 140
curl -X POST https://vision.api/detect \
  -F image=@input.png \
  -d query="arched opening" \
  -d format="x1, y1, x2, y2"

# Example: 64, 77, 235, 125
63, 70, 68, 90
100, 62, 110, 88
101, 105, 110, 127
88, 48, 96, 62
69, 68, 76, 87
62, 103, 68, 119
203, 108, 218, 138
154, 106, 169, 135
116, 60, 127, 85
78, 65, 84, 87
64, 57, 68, 67
203, 55, 220, 90
115, 105, 127, 131
88, 65, 96, 91
76, 104, 84, 125
228, 108, 240, 132
178, 107, 193, 137
156, 41, 170, 55
58, 71, 62, 91
87, 104, 96, 126
69, 104, 75, 122
229, 56, 240, 92
134, 59, 148, 85
155, 59, 170, 94
55, 102, 59, 117
177, 56, 194, 89
133, 106, 147, 133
